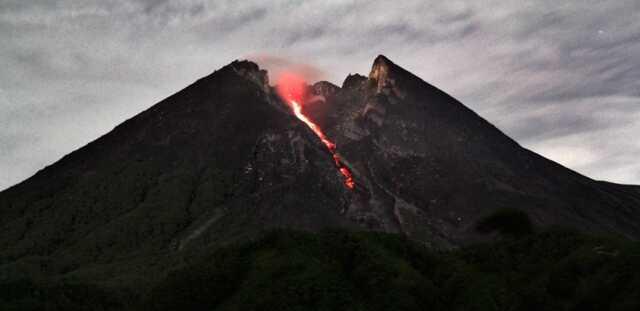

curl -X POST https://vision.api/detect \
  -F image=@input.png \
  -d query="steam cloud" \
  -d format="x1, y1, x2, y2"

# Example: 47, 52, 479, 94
246, 54, 327, 86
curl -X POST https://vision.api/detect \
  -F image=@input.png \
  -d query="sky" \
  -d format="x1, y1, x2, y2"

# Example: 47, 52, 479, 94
1, 0, 639, 190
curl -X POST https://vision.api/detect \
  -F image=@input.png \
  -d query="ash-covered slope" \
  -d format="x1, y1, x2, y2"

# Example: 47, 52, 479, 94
0, 61, 356, 271
0, 55, 639, 277
312, 55, 640, 246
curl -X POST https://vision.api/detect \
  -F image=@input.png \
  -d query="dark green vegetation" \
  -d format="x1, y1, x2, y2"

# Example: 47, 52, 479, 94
476, 208, 534, 238
1, 227, 638, 311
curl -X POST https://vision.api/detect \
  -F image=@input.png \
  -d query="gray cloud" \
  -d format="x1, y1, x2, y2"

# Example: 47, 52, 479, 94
1, 0, 639, 190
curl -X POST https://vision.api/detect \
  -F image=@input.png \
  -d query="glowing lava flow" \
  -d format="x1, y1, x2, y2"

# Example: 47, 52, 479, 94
276, 72, 355, 190
289, 100, 355, 189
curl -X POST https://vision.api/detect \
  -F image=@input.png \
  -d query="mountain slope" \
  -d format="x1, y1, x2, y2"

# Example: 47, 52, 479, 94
0, 55, 639, 278
0, 61, 354, 270
309, 55, 640, 245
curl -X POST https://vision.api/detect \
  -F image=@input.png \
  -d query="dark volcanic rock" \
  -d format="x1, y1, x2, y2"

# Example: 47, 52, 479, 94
323, 55, 640, 246
0, 60, 356, 275
0, 55, 639, 282
342, 73, 367, 90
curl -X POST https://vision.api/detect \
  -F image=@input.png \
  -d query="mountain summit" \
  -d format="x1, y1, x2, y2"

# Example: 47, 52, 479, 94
1, 56, 639, 279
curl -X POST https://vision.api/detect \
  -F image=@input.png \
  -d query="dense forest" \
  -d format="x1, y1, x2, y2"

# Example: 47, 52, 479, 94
2, 211, 639, 311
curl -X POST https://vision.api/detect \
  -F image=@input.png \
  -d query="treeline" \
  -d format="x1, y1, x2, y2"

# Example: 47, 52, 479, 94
2, 215, 639, 310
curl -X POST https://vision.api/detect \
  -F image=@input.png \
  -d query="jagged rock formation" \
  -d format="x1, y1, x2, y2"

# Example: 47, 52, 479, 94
312, 55, 640, 246
0, 56, 639, 282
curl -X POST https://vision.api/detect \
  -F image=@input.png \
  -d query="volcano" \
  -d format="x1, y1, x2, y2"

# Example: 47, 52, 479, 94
1, 55, 639, 286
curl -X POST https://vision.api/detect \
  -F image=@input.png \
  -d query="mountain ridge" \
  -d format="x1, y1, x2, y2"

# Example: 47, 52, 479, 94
0, 55, 639, 280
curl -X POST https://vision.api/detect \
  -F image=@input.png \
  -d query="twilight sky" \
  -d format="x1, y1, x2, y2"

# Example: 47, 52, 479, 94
1, 0, 639, 190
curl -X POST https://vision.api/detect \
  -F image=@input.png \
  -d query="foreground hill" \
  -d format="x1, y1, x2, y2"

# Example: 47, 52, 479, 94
1, 228, 639, 310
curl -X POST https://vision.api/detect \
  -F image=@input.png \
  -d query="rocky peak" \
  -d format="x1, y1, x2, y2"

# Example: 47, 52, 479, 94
311, 81, 340, 98
341, 73, 367, 89
228, 60, 270, 93
369, 55, 392, 86
368, 55, 406, 99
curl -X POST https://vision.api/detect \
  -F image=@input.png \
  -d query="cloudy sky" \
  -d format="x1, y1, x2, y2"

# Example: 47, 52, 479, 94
1, 0, 639, 190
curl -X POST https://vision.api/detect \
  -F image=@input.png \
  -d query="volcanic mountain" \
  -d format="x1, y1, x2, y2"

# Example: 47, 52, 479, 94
1, 55, 639, 281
